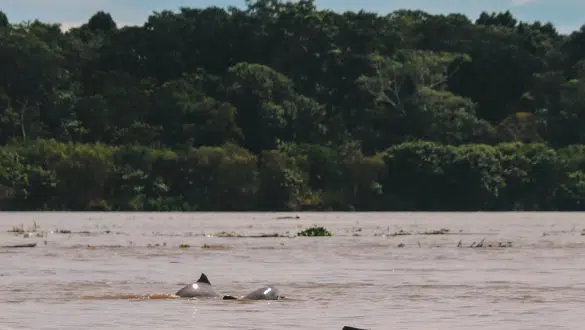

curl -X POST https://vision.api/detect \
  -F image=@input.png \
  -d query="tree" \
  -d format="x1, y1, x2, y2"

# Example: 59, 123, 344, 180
1, 1, 585, 211
87, 11, 117, 33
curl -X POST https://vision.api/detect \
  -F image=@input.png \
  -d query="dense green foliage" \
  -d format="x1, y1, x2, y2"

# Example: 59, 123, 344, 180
298, 226, 332, 236
1, 1, 585, 211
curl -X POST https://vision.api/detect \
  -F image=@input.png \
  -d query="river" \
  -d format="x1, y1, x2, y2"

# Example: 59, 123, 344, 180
1, 212, 584, 329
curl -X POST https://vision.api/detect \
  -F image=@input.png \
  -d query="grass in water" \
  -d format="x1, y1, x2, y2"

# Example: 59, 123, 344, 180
297, 226, 332, 237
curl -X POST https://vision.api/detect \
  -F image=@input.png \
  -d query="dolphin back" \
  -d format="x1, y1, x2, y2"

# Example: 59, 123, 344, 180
175, 282, 220, 298
175, 285, 193, 297
175, 273, 220, 298
243, 286, 281, 300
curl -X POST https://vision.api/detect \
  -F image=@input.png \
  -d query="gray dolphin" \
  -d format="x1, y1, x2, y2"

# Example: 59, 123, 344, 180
223, 285, 282, 301
175, 273, 220, 298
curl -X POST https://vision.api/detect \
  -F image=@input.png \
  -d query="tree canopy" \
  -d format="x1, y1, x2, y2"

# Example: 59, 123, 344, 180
1, 1, 585, 211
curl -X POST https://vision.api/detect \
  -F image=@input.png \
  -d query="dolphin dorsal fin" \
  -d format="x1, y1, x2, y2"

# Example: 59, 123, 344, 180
197, 273, 211, 285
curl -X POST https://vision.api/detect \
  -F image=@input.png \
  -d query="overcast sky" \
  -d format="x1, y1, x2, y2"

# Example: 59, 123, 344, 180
1, 0, 582, 34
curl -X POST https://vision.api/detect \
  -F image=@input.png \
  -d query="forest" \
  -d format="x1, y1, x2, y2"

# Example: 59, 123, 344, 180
0, 0, 584, 211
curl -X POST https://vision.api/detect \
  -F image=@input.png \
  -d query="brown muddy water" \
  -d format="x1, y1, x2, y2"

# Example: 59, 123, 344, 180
1, 212, 584, 330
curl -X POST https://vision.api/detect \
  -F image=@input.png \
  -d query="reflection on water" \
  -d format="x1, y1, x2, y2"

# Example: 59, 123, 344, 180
1, 212, 585, 329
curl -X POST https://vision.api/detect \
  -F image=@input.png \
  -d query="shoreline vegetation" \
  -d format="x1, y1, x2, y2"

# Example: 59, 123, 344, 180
0, 1, 585, 211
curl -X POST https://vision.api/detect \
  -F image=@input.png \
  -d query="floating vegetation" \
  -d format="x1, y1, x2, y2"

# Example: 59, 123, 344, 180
201, 244, 231, 250
381, 227, 456, 237
211, 231, 285, 238
179, 244, 190, 249
54, 229, 114, 236
350, 227, 363, 236
8, 222, 40, 233
389, 229, 411, 237
421, 228, 450, 235
147, 243, 167, 248
8, 222, 44, 237
457, 239, 513, 248
249, 233, 281, 238
542, 225, 580, 236
7, 223, 118, 239
214, 231, 238, 238
84, 244, 124, 250
297, 226, 332, 237
8, 225, 25, 233
276, 215, 300, 219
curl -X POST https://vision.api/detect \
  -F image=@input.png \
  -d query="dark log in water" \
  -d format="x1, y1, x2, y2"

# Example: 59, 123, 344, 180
1, 243, 37, 248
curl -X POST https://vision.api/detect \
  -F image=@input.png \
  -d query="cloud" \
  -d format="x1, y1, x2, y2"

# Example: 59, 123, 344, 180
556, 24, 579, 35
58, 20, 137, 31
4, 0, 110, 13
511, 0, 537, 6
58, 21, 84, 31
3, 0, 142, 26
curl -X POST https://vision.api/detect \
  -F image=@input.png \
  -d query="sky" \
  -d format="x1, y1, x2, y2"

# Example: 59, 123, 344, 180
1, 0, 583, 34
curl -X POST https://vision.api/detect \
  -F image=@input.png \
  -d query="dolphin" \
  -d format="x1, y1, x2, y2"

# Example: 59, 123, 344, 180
222, 285, 282, 301
175, 273, 220, 298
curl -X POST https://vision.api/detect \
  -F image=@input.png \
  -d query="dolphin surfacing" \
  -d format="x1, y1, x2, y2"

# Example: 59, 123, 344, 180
223, 285, 282, 301
175, 273, 220, 298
